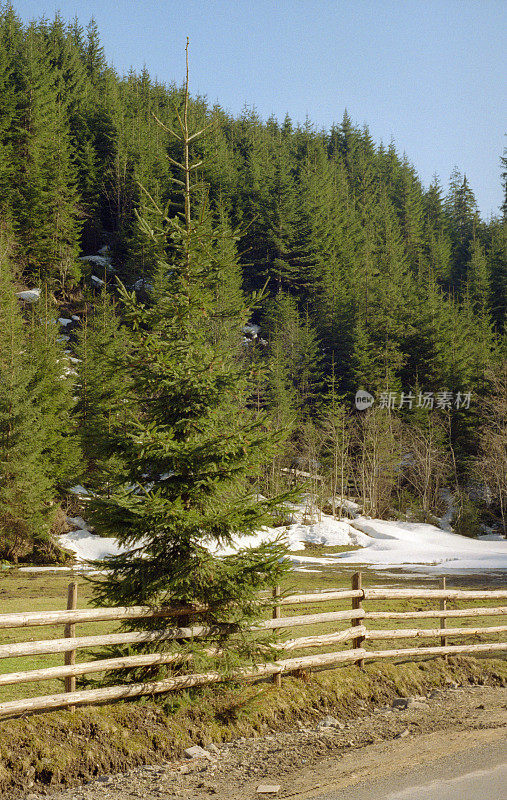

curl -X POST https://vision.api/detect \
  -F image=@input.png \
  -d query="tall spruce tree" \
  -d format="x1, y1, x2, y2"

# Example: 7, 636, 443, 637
317, 372, 351, 518
91, 45, 290, 672
75, 286, 133, 492
261, 291, 322, 415
501, 147, 507, 219
26, 290, 81, 489
0, 227, 65, 562
488, 220, 507, 334
445, 168, 478, 288
16, 22, 82, 288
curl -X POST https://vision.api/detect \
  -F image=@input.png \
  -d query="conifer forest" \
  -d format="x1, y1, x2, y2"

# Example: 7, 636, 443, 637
0, 4, 506, 577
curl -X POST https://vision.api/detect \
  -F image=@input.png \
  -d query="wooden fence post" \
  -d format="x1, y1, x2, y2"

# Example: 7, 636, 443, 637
64, 582, 78, 703
272, 585, 281, 688
440, 576, 447, 659
352, 572, 365, 667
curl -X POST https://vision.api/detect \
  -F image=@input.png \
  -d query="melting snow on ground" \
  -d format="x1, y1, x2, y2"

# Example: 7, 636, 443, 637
16, 288, 40, 303
206, 516, 369, 559
59, 516, 128, 563
339, 518, 507, 573
55, 501, 506, 576
79, 254, 112, 269
69, 485, 91, 496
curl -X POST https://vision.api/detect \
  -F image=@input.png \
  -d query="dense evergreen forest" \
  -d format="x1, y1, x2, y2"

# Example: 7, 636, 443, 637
0, 5, 505, 564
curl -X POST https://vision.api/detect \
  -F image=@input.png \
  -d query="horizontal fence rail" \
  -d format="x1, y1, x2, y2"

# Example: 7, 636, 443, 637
1, 641, 506, 719
365, 625, 507, 640
365, 607, 507, 619
362, 589, 507, 600
0, 605, 203, 629
0, 594, 363, 630
0, 627, 210, 660
0, 576, 506, 718
0, 626, 368, 688
0, 610, 366, 661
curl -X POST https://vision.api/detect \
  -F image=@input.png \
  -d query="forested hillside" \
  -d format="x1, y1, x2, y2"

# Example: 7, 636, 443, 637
0, 5, 505, 563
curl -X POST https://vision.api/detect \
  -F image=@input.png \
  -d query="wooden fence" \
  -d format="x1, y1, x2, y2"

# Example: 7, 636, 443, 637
0, 573, 506, 718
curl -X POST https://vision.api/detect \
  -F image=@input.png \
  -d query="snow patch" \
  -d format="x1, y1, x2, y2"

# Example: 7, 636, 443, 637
342, 517, 507, 573
58, 529, 128, 562
243, 323, 260, 337
69, 484, 90, 497
132, 278, 153, 292
19, 566, 85, 573
79, 255, 111, 268
16, 288, 40, 303
284, 518, 369, 549
293, 568, 322, 573
331, 497, 361, 518
52, 494, 506, 575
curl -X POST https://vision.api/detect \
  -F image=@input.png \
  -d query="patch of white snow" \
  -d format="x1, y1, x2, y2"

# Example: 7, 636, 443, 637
51, 500, 507, 577
69, 484, 90, 497
243, 323, 260, 337
210, 513, 368, 557
58, 529, 129, 562
293, 568, 322, 573
79, 255, 111, 268
16, 288, 40, 303
331, 497, 361, 518
342, 517, 507, 573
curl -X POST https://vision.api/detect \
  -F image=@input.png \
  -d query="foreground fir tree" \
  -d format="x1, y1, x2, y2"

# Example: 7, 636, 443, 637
91, 45, 290, 675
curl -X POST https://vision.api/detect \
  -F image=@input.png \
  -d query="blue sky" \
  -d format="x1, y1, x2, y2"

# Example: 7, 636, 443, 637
13, 0, 507, 218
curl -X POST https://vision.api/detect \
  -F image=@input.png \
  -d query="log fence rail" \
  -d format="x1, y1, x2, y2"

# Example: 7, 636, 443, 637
0, 573, 505, 718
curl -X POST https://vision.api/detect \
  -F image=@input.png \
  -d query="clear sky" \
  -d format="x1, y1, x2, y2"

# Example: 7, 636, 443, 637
13, 0, 507, 219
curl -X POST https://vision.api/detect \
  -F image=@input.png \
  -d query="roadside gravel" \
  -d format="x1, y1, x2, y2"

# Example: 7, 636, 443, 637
22, 684, 506, 800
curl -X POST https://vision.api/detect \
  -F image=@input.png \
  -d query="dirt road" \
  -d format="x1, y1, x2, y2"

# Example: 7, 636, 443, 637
290, 722, 506, 799
22, 684, 506, 800
383, 754, 506, 800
